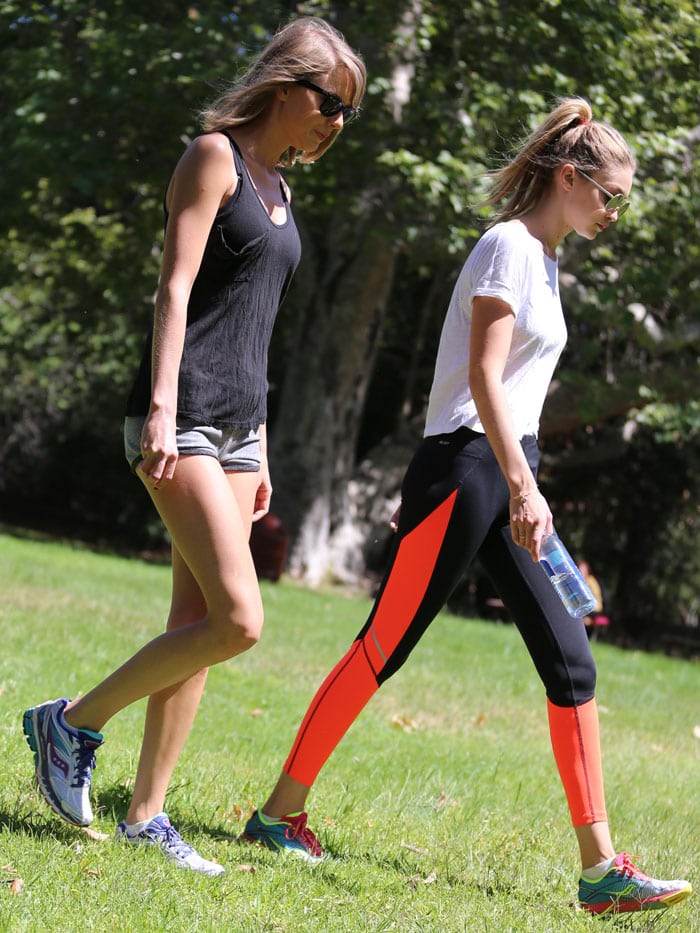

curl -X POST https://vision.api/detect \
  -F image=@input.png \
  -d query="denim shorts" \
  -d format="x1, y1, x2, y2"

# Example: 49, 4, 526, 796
124, 416, 261, 473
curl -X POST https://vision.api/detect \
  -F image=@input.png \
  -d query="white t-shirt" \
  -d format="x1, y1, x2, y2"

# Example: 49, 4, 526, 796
424, 220, 567, 439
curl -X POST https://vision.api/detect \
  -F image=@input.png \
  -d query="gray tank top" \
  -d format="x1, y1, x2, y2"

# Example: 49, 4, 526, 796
126, 134, 302, 429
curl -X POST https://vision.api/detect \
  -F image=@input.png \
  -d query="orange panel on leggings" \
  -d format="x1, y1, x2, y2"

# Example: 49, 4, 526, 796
362, 489, 459, 674
284, 488, 459, 787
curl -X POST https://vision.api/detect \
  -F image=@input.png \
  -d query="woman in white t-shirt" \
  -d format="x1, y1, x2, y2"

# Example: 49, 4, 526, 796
243, 98, 692, 917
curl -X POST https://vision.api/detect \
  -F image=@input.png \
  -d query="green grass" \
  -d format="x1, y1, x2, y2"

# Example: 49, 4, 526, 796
0, 530, 697, 932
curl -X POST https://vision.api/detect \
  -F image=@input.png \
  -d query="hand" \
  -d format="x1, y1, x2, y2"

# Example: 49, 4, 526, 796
509, 488, 552, 561
252, 466, 272, 522
138, 413, 178, 489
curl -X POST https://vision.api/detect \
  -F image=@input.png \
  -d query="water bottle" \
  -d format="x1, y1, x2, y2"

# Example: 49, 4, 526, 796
539, 533, 597, 618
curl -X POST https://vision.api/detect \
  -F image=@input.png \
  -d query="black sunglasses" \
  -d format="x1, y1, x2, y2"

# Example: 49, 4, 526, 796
295, 78, 359, 124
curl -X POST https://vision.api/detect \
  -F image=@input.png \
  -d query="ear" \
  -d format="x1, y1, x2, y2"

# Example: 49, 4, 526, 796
559, 162, 577, 192
276, 86, 290, 103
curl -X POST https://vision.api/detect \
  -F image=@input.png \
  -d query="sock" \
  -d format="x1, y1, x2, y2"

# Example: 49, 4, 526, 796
259, 810, 301, 824
123, 813, 163, 836
582, 856, 615, 880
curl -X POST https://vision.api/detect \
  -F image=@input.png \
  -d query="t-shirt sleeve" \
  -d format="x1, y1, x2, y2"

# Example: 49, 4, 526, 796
468, 226, 527, 316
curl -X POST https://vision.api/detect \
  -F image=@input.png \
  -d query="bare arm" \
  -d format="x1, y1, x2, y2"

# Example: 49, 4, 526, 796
468, 295, 552, 559
139, 133, 236, 487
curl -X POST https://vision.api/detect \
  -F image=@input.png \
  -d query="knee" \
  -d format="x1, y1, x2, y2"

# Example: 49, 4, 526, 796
211, 599, 263, 659
548, 656, 597, 707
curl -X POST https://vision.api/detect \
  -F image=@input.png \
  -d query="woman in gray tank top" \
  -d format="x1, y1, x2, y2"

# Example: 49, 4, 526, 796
22, 16, 366, 875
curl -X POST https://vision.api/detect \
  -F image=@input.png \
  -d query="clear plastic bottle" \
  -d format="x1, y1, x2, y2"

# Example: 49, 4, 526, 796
539, 533, 597, 618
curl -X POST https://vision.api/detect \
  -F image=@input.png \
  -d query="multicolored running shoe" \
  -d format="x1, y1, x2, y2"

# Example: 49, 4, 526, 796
117, 813, 225, 877
578, 852, 692, 915
241, 810, 325, 863
23, 697, 103, 826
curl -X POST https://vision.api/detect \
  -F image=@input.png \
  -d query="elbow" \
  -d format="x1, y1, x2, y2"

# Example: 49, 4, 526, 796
468, 364, 489, 402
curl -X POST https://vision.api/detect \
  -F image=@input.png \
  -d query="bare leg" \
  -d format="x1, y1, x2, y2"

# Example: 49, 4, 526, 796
261, 772, 311, 818
124, 469, 259, 824
575, 822, 615, 870
124, 548, 209, 824
63, 456, 262, 732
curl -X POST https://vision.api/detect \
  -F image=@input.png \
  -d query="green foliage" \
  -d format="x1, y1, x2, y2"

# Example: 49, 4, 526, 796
1, 0, 699, 633
0, 534, 698, 930
0, 0, 294, 530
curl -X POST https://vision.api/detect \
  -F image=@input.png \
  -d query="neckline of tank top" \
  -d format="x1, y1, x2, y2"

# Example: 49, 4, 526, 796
225, 134, 290, 231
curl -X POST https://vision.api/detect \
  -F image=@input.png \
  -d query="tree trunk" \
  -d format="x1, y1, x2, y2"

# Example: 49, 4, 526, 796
269, 212, 397, 584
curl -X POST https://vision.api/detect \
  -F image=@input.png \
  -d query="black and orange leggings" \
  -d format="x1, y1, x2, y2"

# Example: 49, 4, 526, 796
284, 427, 607, 826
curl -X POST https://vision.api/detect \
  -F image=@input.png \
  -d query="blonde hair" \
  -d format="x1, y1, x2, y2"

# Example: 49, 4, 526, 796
199, 17, 366, 166
484, 97, 635, 224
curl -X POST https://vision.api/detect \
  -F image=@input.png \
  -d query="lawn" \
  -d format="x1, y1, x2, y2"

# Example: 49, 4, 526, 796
0, 530, 697, 932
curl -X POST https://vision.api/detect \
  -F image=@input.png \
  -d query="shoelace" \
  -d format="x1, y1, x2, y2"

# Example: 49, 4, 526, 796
71, 744, 97, 788
615, 853, 648, 881
160, 823, 196, 857
283, 813, 323, 857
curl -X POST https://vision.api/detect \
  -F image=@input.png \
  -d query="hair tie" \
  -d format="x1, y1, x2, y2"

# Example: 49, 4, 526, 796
580, 119, 590, 126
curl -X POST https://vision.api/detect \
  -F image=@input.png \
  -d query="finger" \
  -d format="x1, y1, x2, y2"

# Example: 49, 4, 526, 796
512, 524, 528, 547
163, 452, 179, 481
140, 454, 168, 490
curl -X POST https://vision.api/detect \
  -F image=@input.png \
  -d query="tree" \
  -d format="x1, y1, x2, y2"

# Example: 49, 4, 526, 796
1, 0, 698, 642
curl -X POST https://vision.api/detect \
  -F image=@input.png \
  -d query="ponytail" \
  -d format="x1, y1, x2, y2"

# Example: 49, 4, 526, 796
484, 97, 635, 224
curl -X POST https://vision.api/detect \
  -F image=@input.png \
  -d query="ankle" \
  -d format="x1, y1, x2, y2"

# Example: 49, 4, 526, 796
582, 855, 616, 879
127, 806, 164, 825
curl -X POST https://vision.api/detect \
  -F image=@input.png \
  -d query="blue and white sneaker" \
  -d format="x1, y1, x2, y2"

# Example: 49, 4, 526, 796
116, 813, 225, 877
241, 810, 325, 863
23, 697, 103, 826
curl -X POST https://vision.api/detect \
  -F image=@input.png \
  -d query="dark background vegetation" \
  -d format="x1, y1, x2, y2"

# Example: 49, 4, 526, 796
1, 0, 698, 652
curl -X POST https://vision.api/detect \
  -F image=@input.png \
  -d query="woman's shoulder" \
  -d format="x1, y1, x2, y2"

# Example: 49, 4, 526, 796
182, 132, 235, 164
473, 220, 546, 266
481, 220, 532, 246
172, 133, 237, 189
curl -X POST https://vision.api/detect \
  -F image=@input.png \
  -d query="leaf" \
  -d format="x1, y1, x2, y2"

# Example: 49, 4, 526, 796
400, 841, 428, 855
391, 713, 418, 732
435, 791, 456, 810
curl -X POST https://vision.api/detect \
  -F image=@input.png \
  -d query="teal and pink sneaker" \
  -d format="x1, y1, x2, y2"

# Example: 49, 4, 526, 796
578, 852, 692, 915
241, 810, 325, 863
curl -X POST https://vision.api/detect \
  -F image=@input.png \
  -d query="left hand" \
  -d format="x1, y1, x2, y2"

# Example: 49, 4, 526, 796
252, 465, 272, 522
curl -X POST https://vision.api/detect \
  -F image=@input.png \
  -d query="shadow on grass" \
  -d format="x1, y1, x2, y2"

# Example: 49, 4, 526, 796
0, 804, 87, 844
92, 782, 232, 843
2, 782, 230, 848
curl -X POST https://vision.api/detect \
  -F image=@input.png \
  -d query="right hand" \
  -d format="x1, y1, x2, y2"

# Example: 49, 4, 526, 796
509, 487, 552, 561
